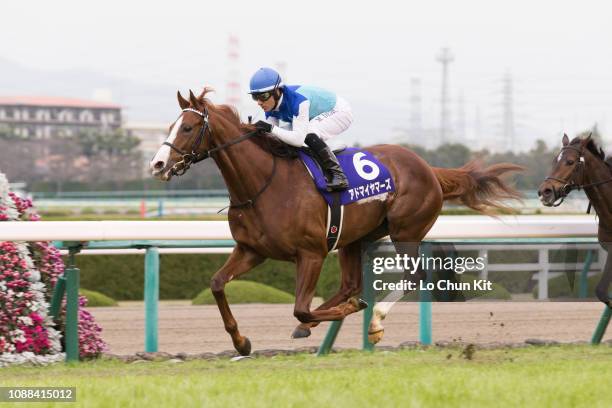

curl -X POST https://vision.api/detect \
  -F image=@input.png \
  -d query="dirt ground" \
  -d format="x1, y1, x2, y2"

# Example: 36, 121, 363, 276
88, 301, 611, 355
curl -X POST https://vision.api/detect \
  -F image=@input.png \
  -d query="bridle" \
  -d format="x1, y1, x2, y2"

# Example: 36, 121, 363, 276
545, 144, 612, 207
162, 107, 276, 209
163, 107, 212, 176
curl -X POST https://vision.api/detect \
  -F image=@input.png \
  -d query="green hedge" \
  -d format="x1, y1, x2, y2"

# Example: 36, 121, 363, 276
192, 281, 295, 304
80, 289, 118, 307
72, 251, 539, 302
532, 273, 603, 299
460, 275, 511, 300
71, 252, 520, 302
73, 254, 342, 301
395, 274, 511, 301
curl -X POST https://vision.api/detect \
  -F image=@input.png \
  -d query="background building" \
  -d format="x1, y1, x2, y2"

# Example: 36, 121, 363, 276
124, 121, 168, 174
0, 96, 121, 138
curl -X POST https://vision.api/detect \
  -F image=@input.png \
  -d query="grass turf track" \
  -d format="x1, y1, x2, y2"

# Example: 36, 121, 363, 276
1, 346, 611, 408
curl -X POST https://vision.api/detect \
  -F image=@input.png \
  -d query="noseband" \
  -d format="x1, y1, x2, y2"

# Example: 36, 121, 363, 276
545, 145, 612, 206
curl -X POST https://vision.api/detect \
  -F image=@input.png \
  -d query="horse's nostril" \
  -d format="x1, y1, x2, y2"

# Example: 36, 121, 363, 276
543, 188, 552, 197
154, 161, 165, 171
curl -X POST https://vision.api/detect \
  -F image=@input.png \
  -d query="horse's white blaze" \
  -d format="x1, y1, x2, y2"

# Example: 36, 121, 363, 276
150, 116, 183, 173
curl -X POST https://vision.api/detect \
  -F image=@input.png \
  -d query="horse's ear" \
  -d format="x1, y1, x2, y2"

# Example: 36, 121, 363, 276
582, 132, 593, 146
189, 90, 202, 109
562, 133, 569, 146
177, 91, 189, 110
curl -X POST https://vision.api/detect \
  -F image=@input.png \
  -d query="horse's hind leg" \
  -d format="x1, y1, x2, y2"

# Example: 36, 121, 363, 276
596, 244, 612, 307
293, 251, 367, 324
368, 201, 439, 343
368, 241, 423, 344
211, 245, 265, 356
292, 240, 364, 338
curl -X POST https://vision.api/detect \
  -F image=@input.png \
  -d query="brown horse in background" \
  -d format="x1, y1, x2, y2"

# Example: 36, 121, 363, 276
150, 88, 522, 355
538, 134, 612, 307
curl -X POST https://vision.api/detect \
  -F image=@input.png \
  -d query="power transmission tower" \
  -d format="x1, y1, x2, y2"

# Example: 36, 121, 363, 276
437, 47, 454, 145
226, 35, 241, 109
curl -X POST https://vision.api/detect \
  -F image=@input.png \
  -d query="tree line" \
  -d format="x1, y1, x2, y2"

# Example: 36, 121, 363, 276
0, 125, 603, 192
401, 126, 603, 191
0, 128, 143, 191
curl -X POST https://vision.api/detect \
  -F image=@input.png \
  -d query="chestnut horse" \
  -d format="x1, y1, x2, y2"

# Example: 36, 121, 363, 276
150, 88, 522, 355
538, 134, 612, 307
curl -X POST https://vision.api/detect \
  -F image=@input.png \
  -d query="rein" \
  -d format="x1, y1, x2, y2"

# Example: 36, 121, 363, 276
220, 156, 277, 211
545, 144, 612, 207
164, 107, 275, 209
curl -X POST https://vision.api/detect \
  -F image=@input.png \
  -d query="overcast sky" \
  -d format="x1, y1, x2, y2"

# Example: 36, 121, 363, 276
3, 0, 612, 150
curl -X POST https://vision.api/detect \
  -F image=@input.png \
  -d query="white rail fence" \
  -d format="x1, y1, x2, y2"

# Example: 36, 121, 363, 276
0, 215, 599, 241
1, 215, 604, 302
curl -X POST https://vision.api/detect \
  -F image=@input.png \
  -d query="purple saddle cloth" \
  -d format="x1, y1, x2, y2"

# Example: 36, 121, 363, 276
298, 148, 395, 206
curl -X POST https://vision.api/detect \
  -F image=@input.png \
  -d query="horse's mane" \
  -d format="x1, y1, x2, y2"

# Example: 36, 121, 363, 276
197, 88, 299, 159
568, 135, 612, 172
570, 136, 606, 160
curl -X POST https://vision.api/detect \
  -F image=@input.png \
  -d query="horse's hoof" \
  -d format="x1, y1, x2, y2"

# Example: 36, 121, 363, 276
348, 297, 368, 311
291, 326, 311, 339
236, 337, 251, 356
368, 329, 384, 344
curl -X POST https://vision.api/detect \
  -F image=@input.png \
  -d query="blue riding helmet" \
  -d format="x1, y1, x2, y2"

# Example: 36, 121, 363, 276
249, 67, 284, 94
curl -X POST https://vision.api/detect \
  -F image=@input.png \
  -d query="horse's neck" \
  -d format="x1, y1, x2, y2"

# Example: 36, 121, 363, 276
212, 134, 275, 205
584, 157, 612, 226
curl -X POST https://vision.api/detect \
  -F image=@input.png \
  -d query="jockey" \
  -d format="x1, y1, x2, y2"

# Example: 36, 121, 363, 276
248, 67, 351, 191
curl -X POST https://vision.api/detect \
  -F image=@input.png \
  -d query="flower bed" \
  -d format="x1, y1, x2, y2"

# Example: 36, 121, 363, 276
0, 173, 106, 364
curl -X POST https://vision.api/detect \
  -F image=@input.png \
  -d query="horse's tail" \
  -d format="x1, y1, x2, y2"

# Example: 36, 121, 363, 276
433, 161, 524, 214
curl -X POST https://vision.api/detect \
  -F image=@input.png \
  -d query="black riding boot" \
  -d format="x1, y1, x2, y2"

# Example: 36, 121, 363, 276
304, 133, 348, 191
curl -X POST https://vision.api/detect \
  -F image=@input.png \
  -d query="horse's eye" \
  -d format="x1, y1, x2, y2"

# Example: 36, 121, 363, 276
566, 160, 574, 166
183, 125, 193, 132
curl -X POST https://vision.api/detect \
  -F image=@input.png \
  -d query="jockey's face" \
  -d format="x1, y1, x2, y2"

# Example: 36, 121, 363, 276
255, 89, 280, 112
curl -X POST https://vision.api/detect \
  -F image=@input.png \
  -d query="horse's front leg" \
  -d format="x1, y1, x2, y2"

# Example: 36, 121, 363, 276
211, 245, 265, 355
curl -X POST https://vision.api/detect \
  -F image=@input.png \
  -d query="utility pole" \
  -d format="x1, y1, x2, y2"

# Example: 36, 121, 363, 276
502, 71, 515, 152
275, 61, 288, 83
456, 90, 466, 141
409, 77, 422, 144
474, 106, 482, 150
437, 47, 454, 145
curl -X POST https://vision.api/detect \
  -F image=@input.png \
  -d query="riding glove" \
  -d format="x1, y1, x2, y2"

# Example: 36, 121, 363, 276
254, 120, 273, 133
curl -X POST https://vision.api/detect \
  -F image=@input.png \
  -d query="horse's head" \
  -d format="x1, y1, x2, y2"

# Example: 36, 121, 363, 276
150, 90, 211, 181
538, 133, 592, 206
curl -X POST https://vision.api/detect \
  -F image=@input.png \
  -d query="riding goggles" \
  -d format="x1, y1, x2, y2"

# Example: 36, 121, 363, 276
251, 91, 273, 102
